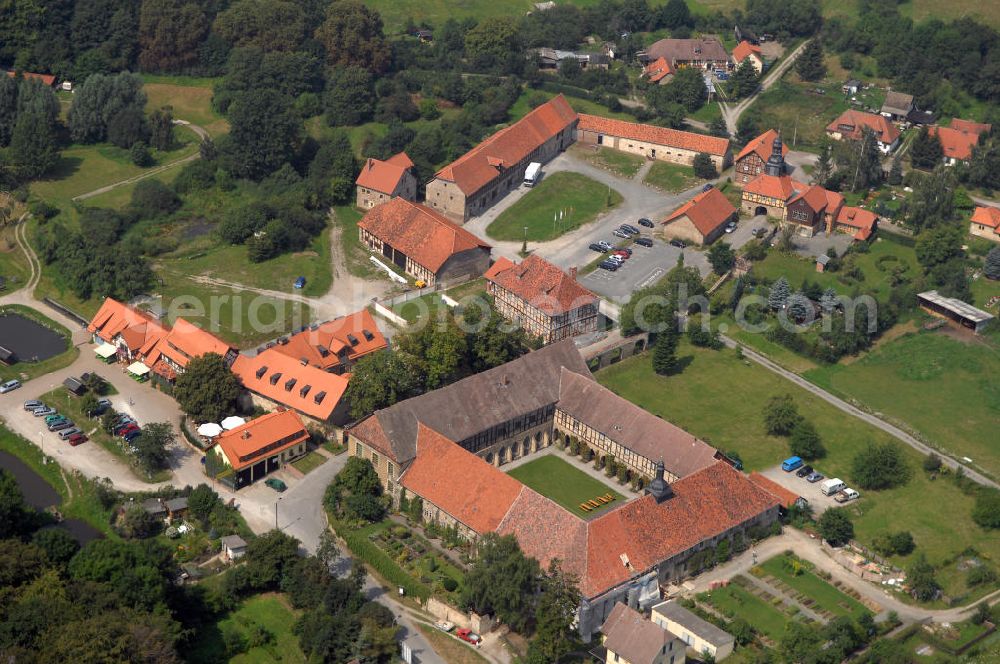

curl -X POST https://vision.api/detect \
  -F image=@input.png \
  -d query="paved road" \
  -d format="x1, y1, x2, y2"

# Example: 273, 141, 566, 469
719, 336, 1000, 489
721, 40, 811, 136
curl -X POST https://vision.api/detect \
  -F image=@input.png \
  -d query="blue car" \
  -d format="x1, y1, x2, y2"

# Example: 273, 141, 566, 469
294, 276, 306, 289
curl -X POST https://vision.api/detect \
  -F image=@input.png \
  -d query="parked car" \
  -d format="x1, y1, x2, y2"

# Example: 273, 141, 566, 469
119, 424, 140, 438
45, 414, 65, 424
752, 227, 768, 238
725, 221, 737, 233
612, 229, 630, 239
835, 488, 860, 503
265, 478, 287, 492
702, 183, 715, 192
32, 406, 55, 417
23, 400, 42, 411
456, 628, 481, 646
806, 471, 824, 483
434, 621, 455, 633
113, 420, 137, 435
612, 250, 631, 259
607, 255, 625, 264
669, 239, 686, 248
620, 224, 640, 235
638, 217, 654, 228
58, 427, 82, 440
589, 243, 606, 253
796, 465, 814, 478
49, 421, 73, 432
821, 478, 846, 496
67, 433, 88, 446
781, 456, 804, 472
123, 431, 142, 444
293, 276, 306, 289
634, 237, 654, 247
597, 240, 613, 250
598, 261, 619, 272
0, 379, 21, 393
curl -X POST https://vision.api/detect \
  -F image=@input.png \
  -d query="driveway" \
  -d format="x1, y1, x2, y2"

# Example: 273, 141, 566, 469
757, 465, 838, 516
787, 230, 854, 260
579, 239, 710, 302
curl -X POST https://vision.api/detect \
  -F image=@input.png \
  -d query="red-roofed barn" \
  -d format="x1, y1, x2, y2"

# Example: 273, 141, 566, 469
355, 151, 417, 209
661, 187, 736, 245
576, 114, 732, 171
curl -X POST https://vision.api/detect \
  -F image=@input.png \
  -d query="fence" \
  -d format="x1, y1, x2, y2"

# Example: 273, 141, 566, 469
372, 302, 407, 327
42, 298, 88, 327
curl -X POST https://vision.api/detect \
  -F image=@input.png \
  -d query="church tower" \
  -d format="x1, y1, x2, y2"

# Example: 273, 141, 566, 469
765, 133, 785, 177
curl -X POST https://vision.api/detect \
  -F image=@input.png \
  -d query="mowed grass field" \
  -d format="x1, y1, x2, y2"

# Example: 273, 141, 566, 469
643, 161, 701, 193
596, 345, 1000, 574
141, 75, 229, 137
487, 171, 623, 242
507, 454, 624, 517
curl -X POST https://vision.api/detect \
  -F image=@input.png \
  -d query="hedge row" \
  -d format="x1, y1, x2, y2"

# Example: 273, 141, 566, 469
338, 524, 432, 601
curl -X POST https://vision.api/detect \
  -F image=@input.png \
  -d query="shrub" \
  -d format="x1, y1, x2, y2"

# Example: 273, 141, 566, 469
967, 566, 997, 588
818, 508, 854, 546
852, 442, 911, 490
923, 453, 942, 473
441, 577, 458, 592
973, 489, 1000, 529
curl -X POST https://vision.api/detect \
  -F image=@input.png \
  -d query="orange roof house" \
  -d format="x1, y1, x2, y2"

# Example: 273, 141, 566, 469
732, 40, 763, 72
736, 129, 787, 165
88, 298, 168, 360
833, 206, 878, 241
749, 472, 806, 510
950, 119, 992, 136
231, 349, 351, 423
930, 120, 992, 164
742, 174, 804, 202
643, 57, 675, 84
577, 114, 731, 158
970, 206, 1000, 242
661, 187, 736, 245
270, 309, 386, 373
358, 198, 492, 284
213, 410, 309, 473
355, 151, 417, 208
826, 110, 900, 152
6, 71, 55, 86
145, 318, 237, 381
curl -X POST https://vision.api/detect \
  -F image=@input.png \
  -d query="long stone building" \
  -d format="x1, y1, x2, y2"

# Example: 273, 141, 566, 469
576, 115, 731, 171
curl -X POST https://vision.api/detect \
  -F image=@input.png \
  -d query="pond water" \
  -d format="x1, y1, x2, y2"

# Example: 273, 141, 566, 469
0, 312, 68, 362
0, 450, 103, 544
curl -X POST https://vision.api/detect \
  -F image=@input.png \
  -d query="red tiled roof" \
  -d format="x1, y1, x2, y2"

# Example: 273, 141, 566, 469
497, 484, 590, 583
88, 298, 168, 356
271, 310, 386, 371
732, 40, 762, 64
646, 37, 730, 65
214, 410, 309, 471
971, 206, 1000, 234
146, 318, 233, 371
485, 254, 597, 316
358, 199, 491, 273
400, 424, 526, 533
348, 415, 394, 458
6, 71, 55, 86
231, 349, 350, 421
578, 114, 730, 157
836, 206, 878, 240
742, 174, 807, 201
435, 95, 578, 195
930, 126, 983, 162
735, 129, 787, 163
826, 110, 900, 145
643, 57, 675, 83
825, 189, 845, 216
748, 472, 802, 510
789, 183, 829, 213
355, 152, 413, 194
949, 119, 992, 136
663, 187, 736, 237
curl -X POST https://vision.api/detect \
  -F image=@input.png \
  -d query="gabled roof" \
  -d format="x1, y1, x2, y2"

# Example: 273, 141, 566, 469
881, 91, 914, 115
653, 600, 735, 648
732, 40, 762, 63
602, 603, 675, 664
748, 472, 803, 509
400, 424, 526, 533
742, 174, 808, 201
271, 309, 386, 371
825, 189, 845, 215
836, 206, 878, 240
971, 206, 1000, 234
930, 125, 987, 162
647, 37, 730, 64
557, 369, 718, 479
788, 183, 830, 213
358, 199, 491, 274
231, 348, 350, 421
578, 115, 730, 157
355, 152, 414, 194
663, 187, 736, 237
6, 71, 54, 86
485, 254, 597, 316
736, 129, 787, 163
949, 119, 992, 136
434, 95, 578, 195
146, 318, 233, 371
88, 298, 168, 356
826, 110, 900, 145
214, 410, 309, 471
643, 57, 675, 83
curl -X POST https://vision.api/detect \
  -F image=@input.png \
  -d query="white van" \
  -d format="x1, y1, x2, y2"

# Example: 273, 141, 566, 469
821, 478, 846, 496
523, 162, 542, 187
835, 488, 860, 503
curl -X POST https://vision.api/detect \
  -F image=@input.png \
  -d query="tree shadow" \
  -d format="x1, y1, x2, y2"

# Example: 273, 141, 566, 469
37, 155, 84, 183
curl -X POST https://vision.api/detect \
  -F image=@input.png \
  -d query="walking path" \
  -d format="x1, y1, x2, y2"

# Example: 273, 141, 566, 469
719, 334, 999, 489
721, 40, 811, 135
740, 572, 828, 624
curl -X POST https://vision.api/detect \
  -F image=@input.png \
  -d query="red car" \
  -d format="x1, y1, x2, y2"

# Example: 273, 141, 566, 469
455, 628, 481, 646
612, 250, 631, 259
119, 424, 140, 438
68, 433, 88, 446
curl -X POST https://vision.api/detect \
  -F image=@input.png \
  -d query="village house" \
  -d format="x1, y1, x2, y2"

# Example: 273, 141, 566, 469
425, 95, 578, 221
576, 115, 732, 171
930, 119, 992, 166
831, 206, 878, 241
660, 187, 736, 246
209, 410, 310, 488
644, 37, 731, 71
602, 603, 686, 664
144, 318, 238, 385
731, 40, 763, 73
230, 348, 352, 425
266, 309, 386, 374
643, 57, 675, 85
358, 198, 492, 286
88, 297, 168, 364
880, 90, 914, 122
534, 48, 610, 70
484, 254, 599, 344
970, 205, 1000, 243
733, 130, 786, 184
825, 110, 901, 153
651, 601, 735, 661
354, 151, 417, 209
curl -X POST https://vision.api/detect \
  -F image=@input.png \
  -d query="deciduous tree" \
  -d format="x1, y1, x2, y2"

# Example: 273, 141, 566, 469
818, 508, 854, 546
213, 0, 306, 52
789, 419, 825, 459
762, 393, 801, 436
460, 533, 541, 632
852, 441, 911, 490
137, 0, 207, 72
707, 241, 735, 274
526, 561, 579, 664
314, 0, 391, 73
173, 353, 242, 423
223, 88, 301, 180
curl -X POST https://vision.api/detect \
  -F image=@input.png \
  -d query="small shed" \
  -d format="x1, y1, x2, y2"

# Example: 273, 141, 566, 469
816, 254, 830, 272
141, 498, 167, 518
63, 376, 86, 396
918, 290, 994, 334
165, 497, 188, 519
0, 345, 15, 365
842, 79, 861, 95
221, 535, 248, 561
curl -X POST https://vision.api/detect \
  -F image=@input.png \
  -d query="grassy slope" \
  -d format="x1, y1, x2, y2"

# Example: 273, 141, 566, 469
507, 454, 624, 517
187, 594, 305, 664
487, 172, 623, 242
596, 345, 1000, 571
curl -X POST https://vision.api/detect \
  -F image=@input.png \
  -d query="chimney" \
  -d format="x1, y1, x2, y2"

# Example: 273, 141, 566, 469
569, 266, 578, 280
499, 375, 510, 387
646, 460, 673, 503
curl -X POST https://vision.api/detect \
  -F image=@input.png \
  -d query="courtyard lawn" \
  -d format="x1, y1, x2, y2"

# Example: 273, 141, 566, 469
595, 345, 1000, 573
642, 161, 700, 193
187, 594, 305, 664
758, 554, 871, 621
697, 580, 791, 641
392, 293, 450, 326
291, 451, 326, 475
573, 145, 644, 178
507, 454, 624, 517
141, 76, 229, 137
486, 172, 623, 242
805, 330, 1000, 479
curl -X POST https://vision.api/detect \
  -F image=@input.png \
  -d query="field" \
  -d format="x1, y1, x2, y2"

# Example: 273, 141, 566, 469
757, 554, 871, 621
141, 75, 229, 137
486, 172, 623, 242
187, 594, 305, 664
506, 454, 624, 517
697, 580, 792, 640
643, 161, 700, 193
748, 80, 849, 152
806, 330, 1000, 479
595, 344, 1000, 576
573, 145, 644, 178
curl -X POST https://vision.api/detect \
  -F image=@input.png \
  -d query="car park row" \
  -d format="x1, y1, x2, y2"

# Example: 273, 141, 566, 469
589, 221, 660, 272
782, 455, 861, 504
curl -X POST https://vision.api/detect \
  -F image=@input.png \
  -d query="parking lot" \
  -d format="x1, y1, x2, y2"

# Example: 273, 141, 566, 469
758, 464, 859, 515
579, 237, 709, 301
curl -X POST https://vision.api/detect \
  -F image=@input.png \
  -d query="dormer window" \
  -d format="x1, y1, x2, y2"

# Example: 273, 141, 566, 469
269, 372, 282, 385
255, 366, 267, 379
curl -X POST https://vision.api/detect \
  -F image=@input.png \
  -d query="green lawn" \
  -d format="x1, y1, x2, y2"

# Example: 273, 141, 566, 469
331, 205, 389, 280
805, 330, 1000, 479
689, 101, 723, 124
142, 78, 229, 137
758, 554, 871, 621
509, 89, 637, 123
748, 79, 850, 151
0, 227, 30, 292
393, 293, 449, 325
572, 145, 644, 178
643, 161, 701, 193
596, 345, 1000, 573
697, 580, 792, 640
487, 172, 623, 242
291, 451, 327, 475
187, 594, 305, 664
83, 165, 183, 210
507, 454, 624, 517
0, 304, 79, 383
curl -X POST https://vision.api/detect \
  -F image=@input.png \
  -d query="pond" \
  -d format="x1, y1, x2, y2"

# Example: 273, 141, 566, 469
0, 450, 103, 544
0, 312, 68, 362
